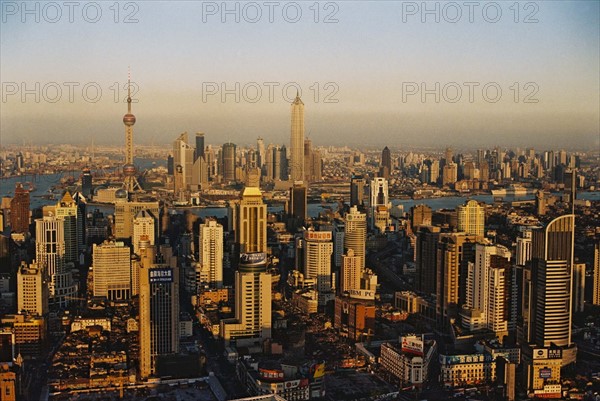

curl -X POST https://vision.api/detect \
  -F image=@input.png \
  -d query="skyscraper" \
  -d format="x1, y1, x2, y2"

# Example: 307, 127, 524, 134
198, 219, 223, 288
303, 230, 334, 305
195, 132, 205, 162
139, 246, 180, 379
350, 175, 366, 208
288, 182, 307, 228
234, 187, 267, 254
457, 200, 485, 238
344, 206, 367, 269
290, 92, 304, 182
173, 132, 195, 189
17, 261, 48, 316
415, 225, 440, 295
35, 215, 77, 309
114, 201, 160, 240
221, 253, 272, 346
380, 146, 392, 178
92, 241, 131, 300
410, 204, 432, 232
256, 137, 265, 168
436, 233, 478, 326
122, 73, 142, 193
132, 210, 156, 255
10, 183, 29, 233
81, 168, 92, 198
369, 177, 391, 232
222, 142, 237, 183
55, 191, 79, 263
341, 249, 361, 294
528, 214, 576, 365
593, 241, 600, 306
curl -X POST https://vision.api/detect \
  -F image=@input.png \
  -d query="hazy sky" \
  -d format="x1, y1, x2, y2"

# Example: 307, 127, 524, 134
1, 1, 599, 149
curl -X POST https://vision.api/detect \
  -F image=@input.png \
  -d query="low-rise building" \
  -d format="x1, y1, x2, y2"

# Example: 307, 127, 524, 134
380, 334, 437, 386
439, 352, 500, 388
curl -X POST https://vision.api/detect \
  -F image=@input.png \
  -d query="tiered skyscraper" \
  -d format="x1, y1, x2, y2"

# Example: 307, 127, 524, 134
290, 92, 304, 182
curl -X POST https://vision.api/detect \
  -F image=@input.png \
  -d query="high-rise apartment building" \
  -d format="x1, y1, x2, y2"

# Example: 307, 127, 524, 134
593, 241, 600, 305
415, 225, 441, 295
55, 191, 80, 263
350, 175, 366, 208
198, 219, 223, 288
17, 261, 48, 316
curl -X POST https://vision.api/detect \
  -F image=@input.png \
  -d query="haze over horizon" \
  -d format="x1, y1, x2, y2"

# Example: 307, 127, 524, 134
1, 1, 599, 149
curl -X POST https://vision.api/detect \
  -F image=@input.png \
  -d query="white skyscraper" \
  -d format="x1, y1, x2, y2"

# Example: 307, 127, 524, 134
54, 191, 80, 263
35, 215, 77, 309
290, 93, 304, 182
344, 206, 367, 269
369, 177, 391, 232
516, 230, 533, 266
198, 219, 224, 288
303, 230, 334, 305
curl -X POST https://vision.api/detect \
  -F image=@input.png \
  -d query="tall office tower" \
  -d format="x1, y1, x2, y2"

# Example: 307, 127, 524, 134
35, 215, 76, 309
17, 261, 48, 316
122, 74, 142, 193
10, 183, 29, 233
198, 219, 223, 288
572, 263, 585, 313
289, 182, 307, 227
369, 177, 391, 231
55, 191, 79, 263
516, 230, 533, 266
429, 159, 440, 184
304, 139, 313, 183
173, 132, 195, 188
528, 214, 576, 365
312, 149, 323, 182
344, 206, 367, 269
594, 241, 600, 305
81, 168, 92, 198
257, 137, 265, 168
535, 191, 547, 216
303, 230, 334, 305
114, 201, 160, 240
557, 149, 568, 166
333, 220, 345, 268
380, 146, 392, 178
92, 241, 131, 300
415, 225, 441, 295
463, 161, 478, 180
132, 210, 156, 255
222, 142, 237, 183
195, 132, 205, 161
192, 153, 209, 190
410, 204, 432, 232
444, 147, 454, 164
436, 233, 478, 326
462, 243, 512, 337
350, 174, 366, 208
476, 149, 486, 167
442, 162, 458, 186
341, 249, 361, 294
290, 92, 305, 182
221, 253, 272, 346
457, 200, 485, 238
139, 246, 180, 379
234, 187, 267, 254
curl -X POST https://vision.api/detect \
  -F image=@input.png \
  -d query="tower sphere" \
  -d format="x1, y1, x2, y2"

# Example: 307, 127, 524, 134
123, 163, 137, 176
123, 113, 136, 126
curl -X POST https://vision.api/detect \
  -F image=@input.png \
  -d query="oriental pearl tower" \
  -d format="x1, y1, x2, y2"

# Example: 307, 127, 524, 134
122, 70, 142, 194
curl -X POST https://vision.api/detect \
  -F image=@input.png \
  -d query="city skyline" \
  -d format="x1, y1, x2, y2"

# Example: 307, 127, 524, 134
1, 1, 599, 148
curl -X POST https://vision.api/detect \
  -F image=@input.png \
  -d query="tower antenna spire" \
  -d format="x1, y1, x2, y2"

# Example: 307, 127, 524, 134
127, 65, 132, 113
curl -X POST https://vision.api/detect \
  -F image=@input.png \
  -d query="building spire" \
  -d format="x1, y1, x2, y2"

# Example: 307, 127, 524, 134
127, 66, 132, 113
